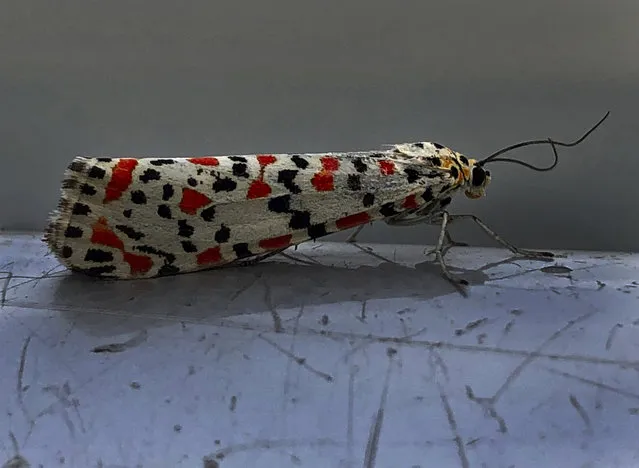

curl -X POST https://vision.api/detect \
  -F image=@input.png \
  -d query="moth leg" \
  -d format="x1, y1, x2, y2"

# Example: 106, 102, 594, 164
447, 214, 554, 259
425, 230, 468, 258
433, 211, 470, 289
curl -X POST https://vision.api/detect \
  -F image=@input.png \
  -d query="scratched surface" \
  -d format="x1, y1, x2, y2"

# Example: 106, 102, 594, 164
1, 233, 639, 468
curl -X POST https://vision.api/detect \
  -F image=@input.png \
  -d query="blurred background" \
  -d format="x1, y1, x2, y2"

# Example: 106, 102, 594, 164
1, 0, 637, 251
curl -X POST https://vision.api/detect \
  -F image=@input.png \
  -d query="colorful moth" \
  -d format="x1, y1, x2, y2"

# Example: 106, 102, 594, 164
45, 113, 609, 290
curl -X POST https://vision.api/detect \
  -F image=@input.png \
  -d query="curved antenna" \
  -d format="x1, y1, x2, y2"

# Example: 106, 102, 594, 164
478, 111, 610, 171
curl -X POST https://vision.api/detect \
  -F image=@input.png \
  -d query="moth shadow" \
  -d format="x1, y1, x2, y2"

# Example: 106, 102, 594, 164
37, 253, 495, 338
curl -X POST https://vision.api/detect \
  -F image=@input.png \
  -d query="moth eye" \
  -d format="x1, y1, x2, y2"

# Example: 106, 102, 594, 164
485, 170, 491, 177
471, 166, 486, 186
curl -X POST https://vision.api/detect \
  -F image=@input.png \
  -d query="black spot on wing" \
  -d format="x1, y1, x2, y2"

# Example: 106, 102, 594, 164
428, 157, 442, 167
347, 174, 362, 191
449, 166, 458, 179
88, 166, 106, 179
352, 158, 368, 173
139, 169, 161, 183
459, 155, 469, 164
268, 195, 291, 213
80, 183, 97, 196
178, 220, 194, 237
215, 225, 231, 243
433, 142, 445, 149
291, 155, 309, 169
277, 170, 301, 194
289, 210, 311, 229
213, 177, 237, 192
362, 193, 375, 207
157, 204, 172, 219
162, 184, 174, 201
72, 203, 91, 216
61, 246, 73, 258
68, 161, 87, 173
232, 163, 249, 178
123, 209, 133, 218
233, 243, 254, 259
64, 226, 83, 238
84, 248, 114, 263
308, 223, 328, 239
414, 142, 424, 148
422, 187, 434, 202
200, 206, 216, 222
115, 224, 145, 240
134, 245, 176, 264
380, 203, 399, 217
131, 190, 147, 204
150, 159, 175, 166
187, 177, 198, 187
96, 158, 112, 162
229, 156, 247, 162
404, 168, 420, 183
181, 240, 198, 253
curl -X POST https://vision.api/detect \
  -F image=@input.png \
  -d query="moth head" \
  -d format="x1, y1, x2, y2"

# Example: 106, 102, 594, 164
459, 156, 491, 199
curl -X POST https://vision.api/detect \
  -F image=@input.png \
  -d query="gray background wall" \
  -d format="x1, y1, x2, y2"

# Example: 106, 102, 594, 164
1, 1, 637, 252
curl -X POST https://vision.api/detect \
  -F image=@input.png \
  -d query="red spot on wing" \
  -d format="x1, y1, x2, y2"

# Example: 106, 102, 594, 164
336, 212, 371, 230
321, 156, 339, 171
246, 155, 276, 199
179, 188, 212, 214
259, 234, 292, 250
122, 252, 154, 274
311, 173, 334, 192
90, 217, 153, 275
247, 180, 272, 199
311, 156, 340, 192
257, 154, 277, 166
91, 217, 124, 250
402, 194, 418, 209
188, 157, 219, 166
104, 159, 138, 202
378, 160, 396, 176
196, 246, 222, 265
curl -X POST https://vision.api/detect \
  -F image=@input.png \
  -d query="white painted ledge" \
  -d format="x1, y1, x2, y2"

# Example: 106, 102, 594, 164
1, 233, 639, 467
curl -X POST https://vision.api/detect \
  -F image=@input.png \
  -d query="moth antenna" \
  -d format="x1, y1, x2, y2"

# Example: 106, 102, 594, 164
478, 111, 610, 172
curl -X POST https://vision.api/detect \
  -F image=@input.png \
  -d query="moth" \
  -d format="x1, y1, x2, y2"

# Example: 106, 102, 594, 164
45, 113, 609, 291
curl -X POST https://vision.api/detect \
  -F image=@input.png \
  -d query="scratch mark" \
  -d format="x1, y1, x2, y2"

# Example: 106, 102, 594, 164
301, 327, 637, 370
1, 271, 13, 306
347, 365, 359, 467
455, 318, 488, 336
363, 353, 393, 468
428, 349, 449, 382
16, 336, 35, 440
227, 274, 261, 303
541, 265, 573, 275
211, 438, 340, 460
229, 395, 237, 412
258, 335, 333, 382
605, 324, 623, 350
465, 385, 508, 433
544, 367, 639, 401
464, 310, 600, 432
493, 309, 598, 402
503, 320, 515, 335
263, 282, 283, 333
569, 394, 592, 434
282, 305, 305, 418
357, 300, 367, 323
91, 329, 148, 353
439, 385, 469, 468
41, 382, 86, 437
